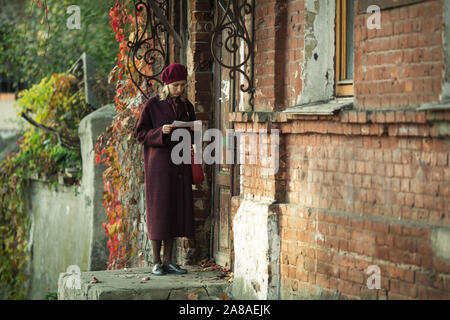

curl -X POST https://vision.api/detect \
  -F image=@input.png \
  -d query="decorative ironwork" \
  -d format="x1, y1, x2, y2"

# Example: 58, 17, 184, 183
127, 0, 170, 100
210, 0, 255, 109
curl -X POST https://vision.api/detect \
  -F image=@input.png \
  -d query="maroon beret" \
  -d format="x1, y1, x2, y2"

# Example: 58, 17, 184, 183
161, 63, 187, 85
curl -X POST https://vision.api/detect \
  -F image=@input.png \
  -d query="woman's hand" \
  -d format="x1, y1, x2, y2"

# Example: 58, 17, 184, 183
162, 124, 175, 134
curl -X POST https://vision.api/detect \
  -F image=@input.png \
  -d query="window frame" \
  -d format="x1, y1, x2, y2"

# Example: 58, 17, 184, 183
335, 0, 354, 97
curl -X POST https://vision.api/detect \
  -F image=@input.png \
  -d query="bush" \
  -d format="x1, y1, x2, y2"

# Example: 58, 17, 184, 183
0, 72, 90, 299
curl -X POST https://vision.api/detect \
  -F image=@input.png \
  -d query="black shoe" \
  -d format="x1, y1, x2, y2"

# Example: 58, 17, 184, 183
152, 263, 167, 276
164, 263, 187, 274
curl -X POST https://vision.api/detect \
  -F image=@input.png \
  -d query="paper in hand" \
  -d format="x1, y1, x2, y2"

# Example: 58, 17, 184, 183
171, 120, 202, 128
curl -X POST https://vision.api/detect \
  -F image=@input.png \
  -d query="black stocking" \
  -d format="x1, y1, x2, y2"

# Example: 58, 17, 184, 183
163, 238, 173, 265
151, 240, 162, 264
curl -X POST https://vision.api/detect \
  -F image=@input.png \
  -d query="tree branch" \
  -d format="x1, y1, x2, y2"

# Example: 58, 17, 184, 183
20, 112, 80, 150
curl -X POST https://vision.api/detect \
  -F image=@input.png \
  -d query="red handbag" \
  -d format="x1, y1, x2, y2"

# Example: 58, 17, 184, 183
191, 147, 204, 184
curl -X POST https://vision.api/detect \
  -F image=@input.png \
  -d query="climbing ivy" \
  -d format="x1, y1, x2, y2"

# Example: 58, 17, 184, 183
95, 0, 158, 270
0, 73, 90, 299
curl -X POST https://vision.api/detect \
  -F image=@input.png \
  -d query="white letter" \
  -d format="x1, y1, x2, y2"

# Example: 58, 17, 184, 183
366, 5, 381, 30
171, 129, 191, 165
225, 129, 236, 165
366, 265, 381, 289
203, 128, 223, 165
193, 121, 203, 164
65, 265, 81, 290
269, 129, 279, 175
238, 132, 258, 165
67, 5, 81, 30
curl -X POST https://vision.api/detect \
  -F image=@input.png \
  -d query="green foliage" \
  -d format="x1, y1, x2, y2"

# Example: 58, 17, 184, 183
44, 290, 58, 300
0, 0, 117, 102
0, 73, 89, 299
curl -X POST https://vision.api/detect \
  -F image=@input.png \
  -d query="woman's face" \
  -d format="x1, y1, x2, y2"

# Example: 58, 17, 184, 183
168, 80, 186, 97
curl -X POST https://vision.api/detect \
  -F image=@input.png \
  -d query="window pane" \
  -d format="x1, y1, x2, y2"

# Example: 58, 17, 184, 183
346, 0, 354, 80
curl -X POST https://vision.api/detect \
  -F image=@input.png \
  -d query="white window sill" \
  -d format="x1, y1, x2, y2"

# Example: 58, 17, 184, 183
282, 98, 354, 115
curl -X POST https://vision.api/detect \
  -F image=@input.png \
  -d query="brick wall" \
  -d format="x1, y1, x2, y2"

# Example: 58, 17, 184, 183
355, 1, 444, 109
230, 0, 450, 299
228, 0, 450, 300
230, 0, 447, 109
231, 109, 450, 299
171, 0, 215, 263
279, 111, 449, 299
254, 0, 306, 110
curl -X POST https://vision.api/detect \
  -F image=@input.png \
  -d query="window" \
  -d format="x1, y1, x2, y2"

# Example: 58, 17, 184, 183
335, 0, 354, 97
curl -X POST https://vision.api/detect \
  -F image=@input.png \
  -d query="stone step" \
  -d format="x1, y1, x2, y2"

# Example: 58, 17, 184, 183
57, 265, 232, 300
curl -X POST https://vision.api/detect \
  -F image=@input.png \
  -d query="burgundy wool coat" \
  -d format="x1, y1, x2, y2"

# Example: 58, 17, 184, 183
135, 94, 196, 240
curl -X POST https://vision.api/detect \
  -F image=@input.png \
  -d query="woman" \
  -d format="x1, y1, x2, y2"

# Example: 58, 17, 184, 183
135, 62, 196, 275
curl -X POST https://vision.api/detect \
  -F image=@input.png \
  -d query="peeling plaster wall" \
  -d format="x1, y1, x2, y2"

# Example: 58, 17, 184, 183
26, 181, 88, 299
300, 0, 335, 104
231, 199, 280, 300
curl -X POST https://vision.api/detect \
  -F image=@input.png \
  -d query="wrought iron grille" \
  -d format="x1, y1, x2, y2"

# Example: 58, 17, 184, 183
127, 0, 171, 100
210, 0, 255, 109
127, 0, 255, 108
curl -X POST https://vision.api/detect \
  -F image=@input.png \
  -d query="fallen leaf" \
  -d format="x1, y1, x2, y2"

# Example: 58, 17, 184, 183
187, 292, 199, 300
202, 266, 219, 272
221, 293, 231, 300
221, 265, 232, 272
200, 260, 216, 268
90, 277, 100, 284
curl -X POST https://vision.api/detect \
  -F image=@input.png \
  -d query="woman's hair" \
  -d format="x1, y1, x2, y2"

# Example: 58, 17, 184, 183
158, 84, 187, 102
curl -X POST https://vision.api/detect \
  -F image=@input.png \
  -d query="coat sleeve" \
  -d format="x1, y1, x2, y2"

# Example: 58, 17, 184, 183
135, 100, 168, 147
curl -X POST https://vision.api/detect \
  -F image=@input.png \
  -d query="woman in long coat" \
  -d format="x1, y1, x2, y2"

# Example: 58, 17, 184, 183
134, 63, 196, 275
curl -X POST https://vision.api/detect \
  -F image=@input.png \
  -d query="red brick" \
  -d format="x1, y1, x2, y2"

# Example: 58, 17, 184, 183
338, 280, 361, 297
399, 281, 417, 298
386, 111, 395, 123
387, 292, 411, 300
288, 265, 297, 278
316, 273, 330, 289
357, 112, 367, 123
417, 286, 429, 299
304, 258, 315, 272
307, 272, 316, 285
295, 268, 308, 282
433, 257, 450, 273
349, 111, 358, 123
339, 239, 349, 252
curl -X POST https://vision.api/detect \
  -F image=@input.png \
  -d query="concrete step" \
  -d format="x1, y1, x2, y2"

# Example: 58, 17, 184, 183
57, 265, 232, 300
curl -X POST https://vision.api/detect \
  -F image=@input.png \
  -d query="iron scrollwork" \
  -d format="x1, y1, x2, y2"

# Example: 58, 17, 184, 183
127, 0, 169, 100
210, 0, 255, 109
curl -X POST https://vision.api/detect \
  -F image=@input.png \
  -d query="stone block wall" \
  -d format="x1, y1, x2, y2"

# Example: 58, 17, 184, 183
23, 104, 115, 299
25, 181, 87, 299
